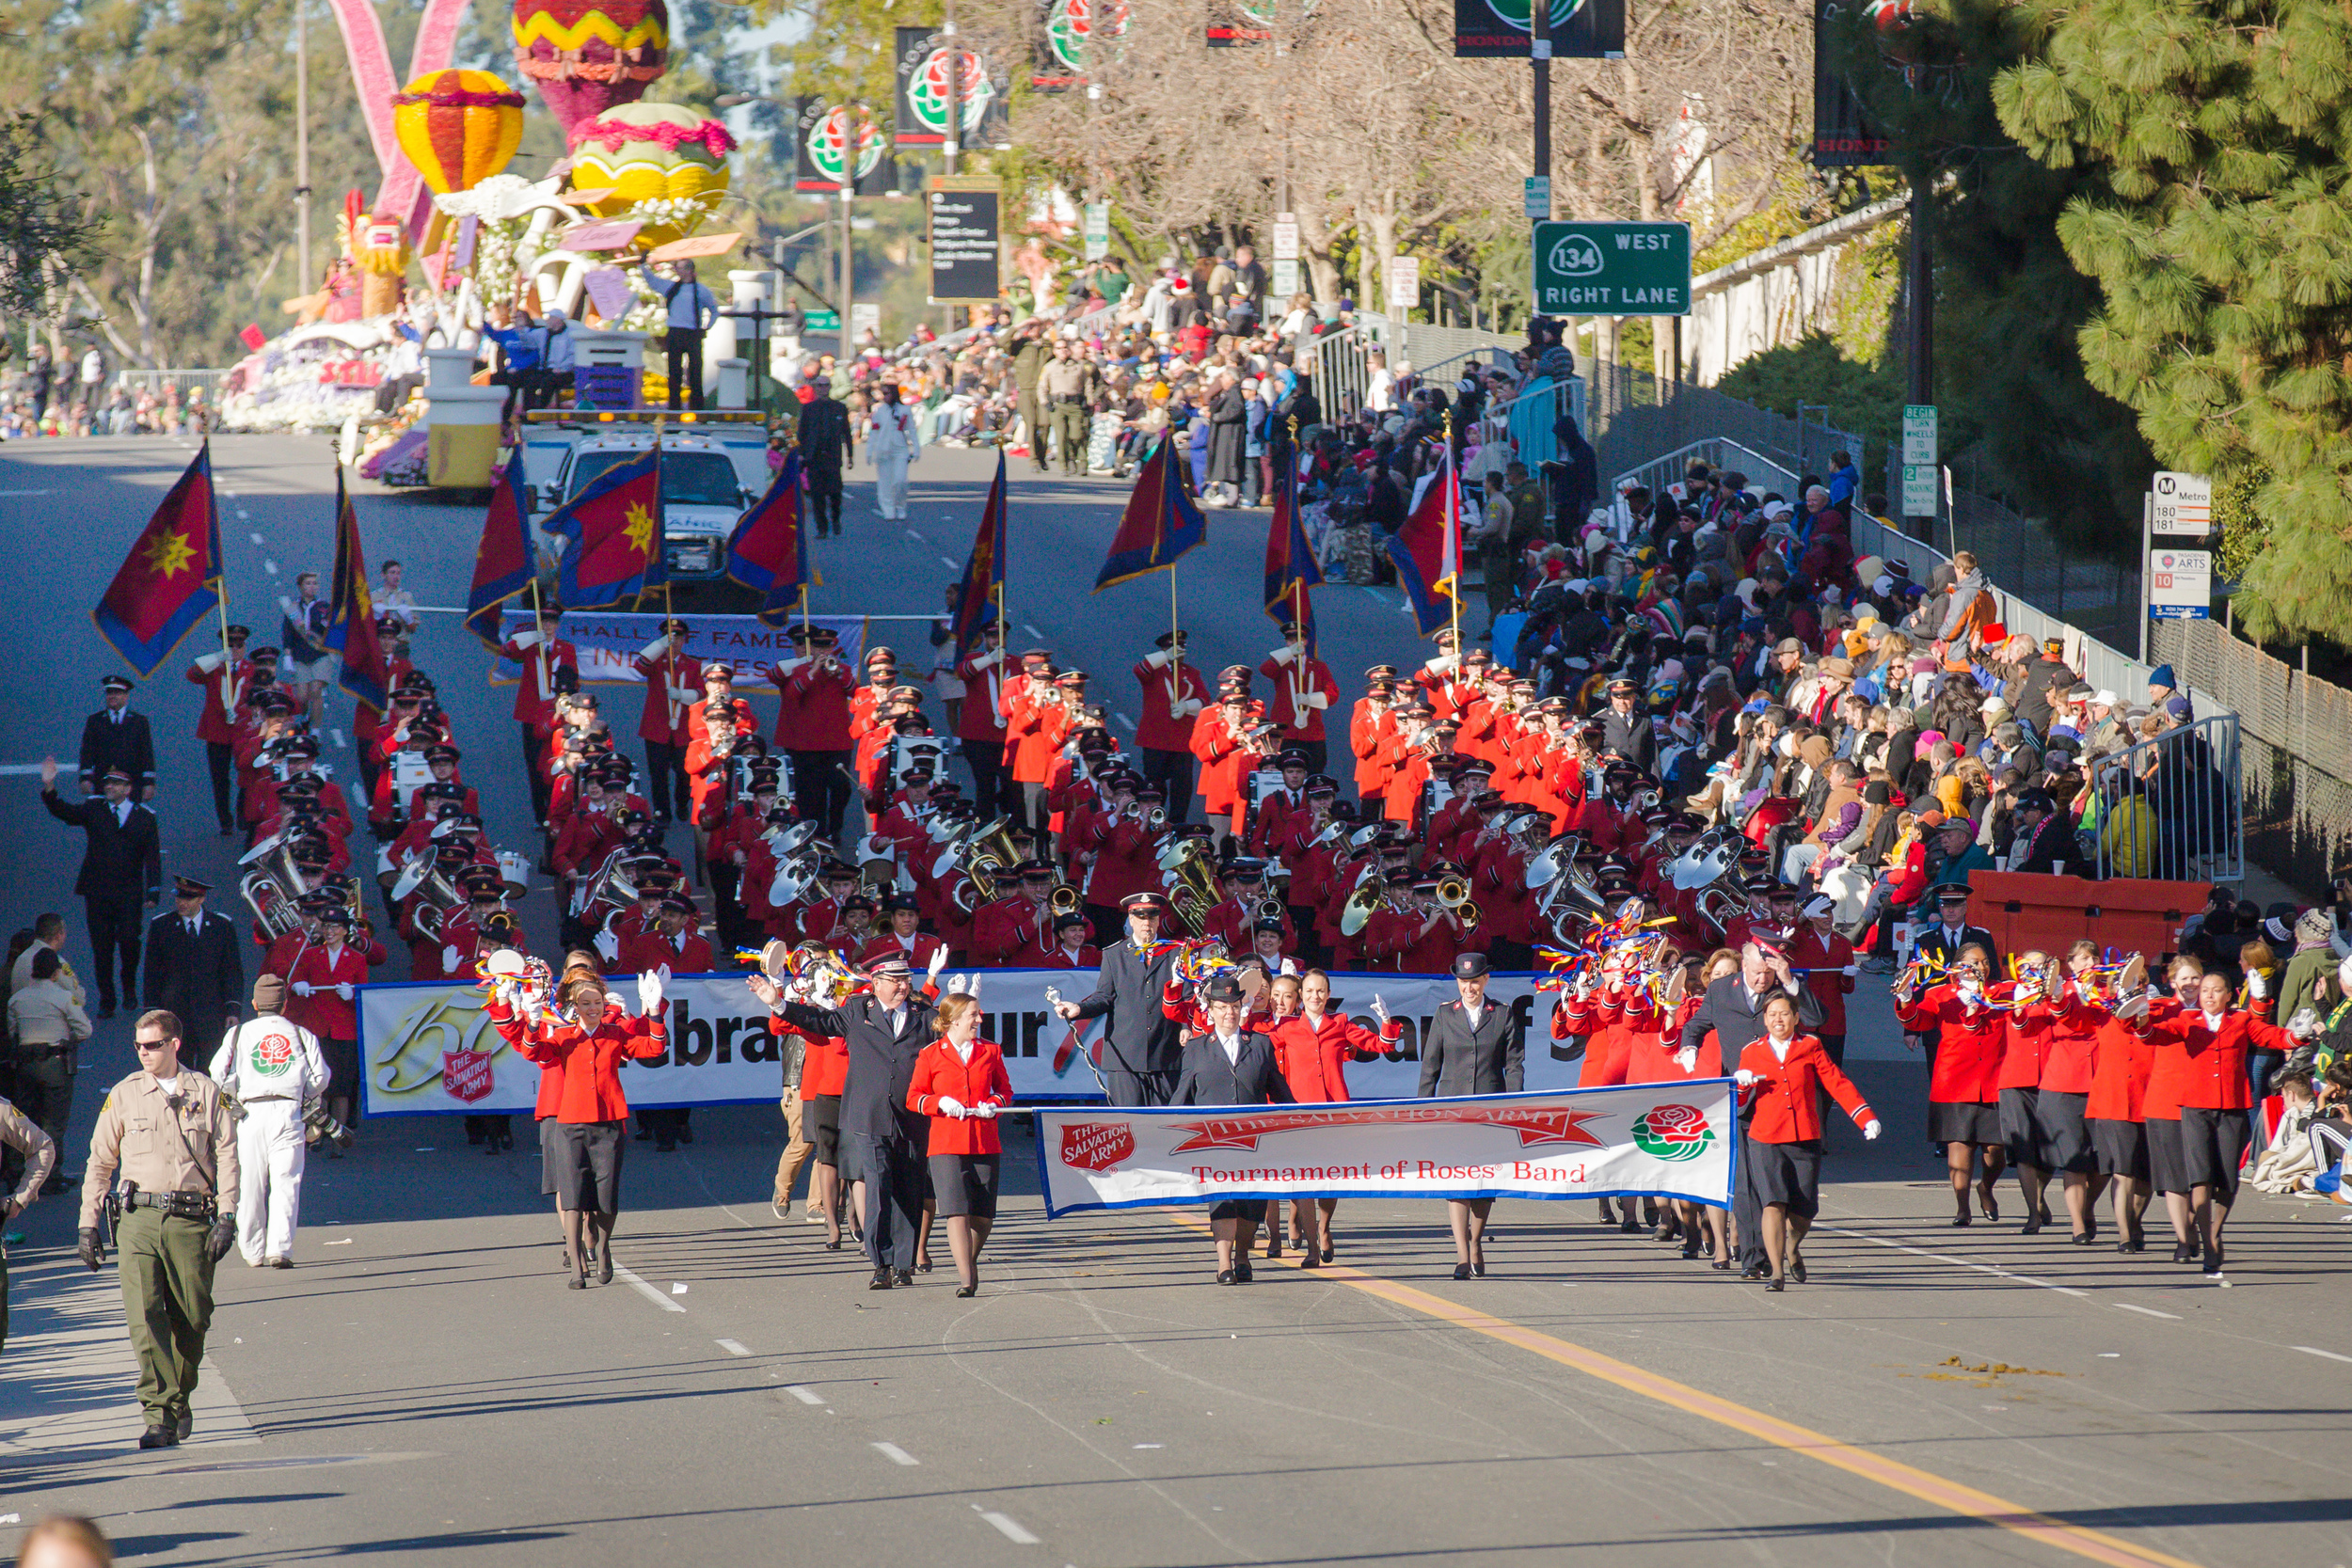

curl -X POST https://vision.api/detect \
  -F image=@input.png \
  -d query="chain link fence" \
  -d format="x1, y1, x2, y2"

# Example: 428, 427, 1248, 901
2152, 618, 2352, 894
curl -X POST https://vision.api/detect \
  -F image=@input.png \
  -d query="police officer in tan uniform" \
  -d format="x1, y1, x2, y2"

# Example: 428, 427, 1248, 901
77, 1008, 240, 1449
0, 1094, 57, 1353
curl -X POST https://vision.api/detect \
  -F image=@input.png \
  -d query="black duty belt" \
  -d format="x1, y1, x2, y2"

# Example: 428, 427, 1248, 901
11, 1043, 76, 1062
124, 1190, 216, 1220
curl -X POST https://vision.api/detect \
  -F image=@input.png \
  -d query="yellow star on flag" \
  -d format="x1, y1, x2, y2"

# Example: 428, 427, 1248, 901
140, 527, 199, 580
623, 500, 657, 559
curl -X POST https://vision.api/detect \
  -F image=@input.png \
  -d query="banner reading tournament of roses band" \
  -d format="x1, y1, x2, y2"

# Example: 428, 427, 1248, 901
356, 971, 1600, 1117
487, 610, 867, 688
1035, 1085, 1738, 1217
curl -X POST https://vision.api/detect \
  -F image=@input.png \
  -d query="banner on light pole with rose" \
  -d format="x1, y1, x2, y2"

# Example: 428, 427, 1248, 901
1034, 1085, 1738, 1217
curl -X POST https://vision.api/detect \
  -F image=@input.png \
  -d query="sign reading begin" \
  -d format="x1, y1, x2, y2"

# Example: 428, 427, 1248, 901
1532, 221, 1692, 315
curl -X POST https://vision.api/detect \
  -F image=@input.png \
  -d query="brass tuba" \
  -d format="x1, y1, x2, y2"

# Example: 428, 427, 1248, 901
567, 845, 641, 920
390, 848, 467, 941
1339, 873, 1389, 938
238, 832, 315, 940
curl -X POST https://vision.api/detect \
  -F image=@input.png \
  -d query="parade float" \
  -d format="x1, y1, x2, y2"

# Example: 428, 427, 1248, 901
217, 0, 759, 488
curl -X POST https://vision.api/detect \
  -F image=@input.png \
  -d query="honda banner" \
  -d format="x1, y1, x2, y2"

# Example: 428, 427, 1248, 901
1036, 1085, 1737, 1216
356, 970, 1602, 1117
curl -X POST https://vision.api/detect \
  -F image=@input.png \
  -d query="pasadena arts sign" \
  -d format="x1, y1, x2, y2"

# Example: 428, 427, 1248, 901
355, 971, 1601, 1117
1037, 1085, 1737, 1214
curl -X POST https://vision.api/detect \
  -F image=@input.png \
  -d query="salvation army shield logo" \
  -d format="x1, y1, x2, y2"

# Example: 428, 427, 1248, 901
442, 1049, 496, 1105
906, 47, 992, 138
1630, 1103, 1714, 1163
249, 1030, 295, 1078
1060, 1120, 1135, 1173
804, 105, 884, 186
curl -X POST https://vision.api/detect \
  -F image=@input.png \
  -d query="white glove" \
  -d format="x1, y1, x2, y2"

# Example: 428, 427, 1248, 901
1171, 698, 1202, 718
1144, 649, 1172, 669
1302, 690, 1329, 710
972, 1101, 999, 1119
2247, 969, 2269, 1000
970, 648, 1003, 670
1863, 1119, 1882, 1140
927, 945, 950, 983
1269, 644, 1298, 666
640, 636, 673, 659
946, 974, 969, 996
443, 944, 462, 971
1673, 1046, 1698, 1073
2288, 1006, 2322, 1041
334, 982, 354, 1002
195, 651, 225, 673
510, 630, 543, 651
594, 928, 620, 961
638, 966, 667, 1013
2114, 990, 2150, 1022
293, 981, 316, 997
1370, 992, 1390, 1025
965, 974, 982, 1001
937, 1096, 968, 1118
1734, 1069, 1757, 1087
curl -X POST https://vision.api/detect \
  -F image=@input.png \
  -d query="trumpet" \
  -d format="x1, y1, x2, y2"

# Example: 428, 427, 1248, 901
1050, 882, 1083, 916
1145, 805, 1167, 832
1435, 878, 1482, 931
1251, 896, 1286, 924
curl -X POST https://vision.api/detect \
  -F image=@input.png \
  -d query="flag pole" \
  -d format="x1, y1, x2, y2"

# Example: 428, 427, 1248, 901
1445, 411, 1460, 654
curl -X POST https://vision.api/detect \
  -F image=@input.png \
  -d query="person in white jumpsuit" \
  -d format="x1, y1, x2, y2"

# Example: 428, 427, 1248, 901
207, 975, 330, 1267
867, 382, 920, 521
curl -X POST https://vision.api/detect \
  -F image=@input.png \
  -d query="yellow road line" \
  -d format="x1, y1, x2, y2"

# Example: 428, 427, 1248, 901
1167, 1216, 2199, 1568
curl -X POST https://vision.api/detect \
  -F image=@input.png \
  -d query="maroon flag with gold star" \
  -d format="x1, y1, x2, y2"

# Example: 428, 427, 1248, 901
545, 445, 665, 609
93, 439, 226, 676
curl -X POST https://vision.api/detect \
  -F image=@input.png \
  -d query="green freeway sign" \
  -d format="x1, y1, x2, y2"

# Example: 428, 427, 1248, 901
802, 309, 841, 332
1532, 221, 1692, 315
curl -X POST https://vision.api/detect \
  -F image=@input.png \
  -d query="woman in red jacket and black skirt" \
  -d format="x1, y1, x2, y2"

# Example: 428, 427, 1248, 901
1264, 969, 1404, 1262
907, 990, 1012, 1296
1895, 943, 2008, 1225
1735, 991, 1880, 1291
512, 968, 670, 1290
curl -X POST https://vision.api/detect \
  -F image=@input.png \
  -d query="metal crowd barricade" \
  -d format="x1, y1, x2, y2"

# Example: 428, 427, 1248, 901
1307, 325, 1376, 422
2090, 714, 2243, 886
1613, 437, 1796, 505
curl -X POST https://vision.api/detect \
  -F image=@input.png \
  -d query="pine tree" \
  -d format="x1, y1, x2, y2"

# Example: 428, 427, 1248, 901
1829, 0, 2155, 549
1994, 0, 2352, 644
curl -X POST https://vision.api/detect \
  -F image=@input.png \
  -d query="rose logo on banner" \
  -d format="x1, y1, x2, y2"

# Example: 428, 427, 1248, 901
441, 1049, 496, 1105
907, 48, 992, 138
806, 106, 885, 187
1060, 1120, 1136, 1172
1630, 1102, 1713, 1163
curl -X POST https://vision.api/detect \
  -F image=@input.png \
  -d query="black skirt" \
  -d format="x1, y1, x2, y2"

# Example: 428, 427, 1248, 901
2144, 1115, 2186, 1193
1929, 1100, 2002, 1147
2090, 1117, 2150, 1183
538, 1114, 564, 1196
929, 1153, 1000, 1219
2035, 1090, 2095, 1173
807, 1092, 842, 1166
1210, 1198, 1269, 1224
1997, 1087, 2045, 1167
2177, 1106, 2252, 1200
550, 1119, 627, 1212
1742, 1134, 1825, 1218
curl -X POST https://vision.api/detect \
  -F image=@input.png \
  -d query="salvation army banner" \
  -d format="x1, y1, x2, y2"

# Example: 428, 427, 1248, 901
488, 609, 866, 688
358, 970, 1603, 1116
1035, 1084, 1738, 1217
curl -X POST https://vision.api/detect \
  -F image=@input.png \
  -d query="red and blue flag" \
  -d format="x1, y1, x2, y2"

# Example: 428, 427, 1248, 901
92, 440, 225, 676
1387, 441, 1462, 637
1262, 458, 1322, 649
464, 456, 536, 649
726, 452, 818, 626
1093, 436, 1206, 593
950, 450, 1008, 658
545, 447, 665, 610
323, 470, 390, 714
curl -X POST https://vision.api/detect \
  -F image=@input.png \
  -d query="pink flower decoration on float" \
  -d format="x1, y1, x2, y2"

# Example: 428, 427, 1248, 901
568, 114, 739, 156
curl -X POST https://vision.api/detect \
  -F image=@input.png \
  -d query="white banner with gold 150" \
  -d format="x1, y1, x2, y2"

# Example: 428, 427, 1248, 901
1033, 1085, 1739, 1217
357, 971, 1600, 1117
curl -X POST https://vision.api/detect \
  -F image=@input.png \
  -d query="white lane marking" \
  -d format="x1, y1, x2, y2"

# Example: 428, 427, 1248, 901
263, 560, 279, 576
249, 531, 265, 545
1812, 1226, 2090, 1296
612, 1263, 687, 1312
0, 489, 56, 496
978, 1511, 1040, 1544
907, 529, 926, 542
236, 509, 251, 520
2296, 1345, 2352, 1365
716, 1338, 750, 1356
2113, 1303, 2182, 1320
871, 1441, 919, 1466
1023, 623, 1044, 639
940, 556, 959, 568
784, 1385, 827, 1405
330, 729, 347, 750
1112, 711, 1137, 731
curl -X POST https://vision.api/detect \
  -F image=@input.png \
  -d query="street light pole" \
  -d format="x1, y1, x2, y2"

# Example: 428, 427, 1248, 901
294, 0, 310, 297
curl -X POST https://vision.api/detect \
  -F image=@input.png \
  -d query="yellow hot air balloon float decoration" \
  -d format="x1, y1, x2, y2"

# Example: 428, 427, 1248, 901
567, 101, 736, 244
393, 70, 529, 195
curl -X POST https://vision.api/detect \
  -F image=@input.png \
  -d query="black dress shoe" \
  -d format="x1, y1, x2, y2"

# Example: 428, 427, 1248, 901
823, 1238, 843, 1251
1216, 1269, 1236, 1285
139, 1426, 176, 1449
893, 1268, 914, 1287
1788, 1257, 1806, 1284
175, 1412, 192, 1441
1764, 1278, 1786, 1292
1299, 1253, 1321, 1269
1452, 1263, 1472, 1280
868, 1269, 894, 1290
2073, 1233, 2097, 1245
1233, 1261, 1253, 1283
98, 1005, 118, 1020
955, 1283, 977, 1297
597, 1254, 613, 1285
1471, 1260, 1486, 1277
2171, 1242, 2197, 1264
2020, 1216, 2043, 1236
1619, 1216, 1644, 1235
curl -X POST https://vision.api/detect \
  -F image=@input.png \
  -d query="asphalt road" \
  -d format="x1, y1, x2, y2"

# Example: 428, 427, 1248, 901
0, 435, 2346, 1568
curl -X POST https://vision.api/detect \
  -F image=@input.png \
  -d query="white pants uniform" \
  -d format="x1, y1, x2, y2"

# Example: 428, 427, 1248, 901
233, 1098, 308, 1262
210, 1015, 329, 1264
874, 454, 911, 519
868, 405, 916, 519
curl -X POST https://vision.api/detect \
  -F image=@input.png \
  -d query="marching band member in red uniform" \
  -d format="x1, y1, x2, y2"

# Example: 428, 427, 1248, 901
286, 908, 373, 1144
1734, 990, 1879, 1291
186, 622, 254, 833
501, 602, 577, 823
631, 617, 702, 825
2084, 949, 2160, 1252
860, 894, 948, 974
616, 894, 714, 977
1349, 666, 1399, 816
1895, 944, 2010, 1226
906, 989, 1014, 1297
1259, 624, 1339, 775
685, 664, 759, 831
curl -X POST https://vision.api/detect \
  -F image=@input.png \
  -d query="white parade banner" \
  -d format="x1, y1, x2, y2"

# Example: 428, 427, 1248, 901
487, 609, 869, 689
1033, 1084, 1738, 1217
357, 971, 1600, 1117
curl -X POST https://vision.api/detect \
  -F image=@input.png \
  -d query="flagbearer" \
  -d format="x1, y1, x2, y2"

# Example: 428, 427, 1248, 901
1259, 622, 1338, 776
501, 603, 578, 825
633, 617, 701, 825
186, 624, 253, 835
1133, 630, 1207, 823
